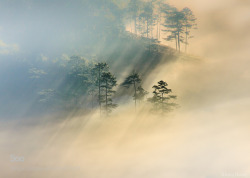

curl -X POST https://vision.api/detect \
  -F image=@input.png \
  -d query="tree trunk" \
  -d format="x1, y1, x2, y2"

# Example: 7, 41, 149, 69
185, 25, 188, 53
98, 67, 101, 116
161, 93, 164, 114
159, 13, 161, 39
178, 30, 180, 52
133, 81, 137, 112
175, 34, 177, 50
105, 80, 108, 116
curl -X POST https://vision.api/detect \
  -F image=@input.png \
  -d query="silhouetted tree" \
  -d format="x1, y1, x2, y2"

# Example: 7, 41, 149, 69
162, 5, 185, 52
148, 80, 177, 114
91, 62, 109, 114
101, 72, 118, 115
122, 71, 141, 111
181, 7, 197, 53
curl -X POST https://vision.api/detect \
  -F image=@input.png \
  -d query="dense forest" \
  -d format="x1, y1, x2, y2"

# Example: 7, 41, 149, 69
0, 0, 197, 118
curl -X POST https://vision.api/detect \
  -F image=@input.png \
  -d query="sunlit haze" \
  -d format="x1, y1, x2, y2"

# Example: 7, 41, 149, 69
0, 0, 250, 177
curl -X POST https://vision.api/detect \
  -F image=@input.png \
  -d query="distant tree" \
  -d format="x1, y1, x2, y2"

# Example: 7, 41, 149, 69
137, 13, 145, 36
140, 1, 155, 39
33, 55, 92, 110
91, 62, 109, 114
85, 0, 126, 43
155, 0, 165, 40
121, 71, 141, 111
181, 7, 197, 53
127, 0, 142, 35
68, 55, 87, 78
162, 6, 185, 52
66, 56, 90, 106
87, 83, 97, 109
86, 64, 97, 109
148, 80, 177, 114
101, 72, 118, 115
139, 1, 157, 52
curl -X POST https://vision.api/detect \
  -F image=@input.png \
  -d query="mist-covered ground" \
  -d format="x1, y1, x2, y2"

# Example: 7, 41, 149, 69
1, 0, 250, 177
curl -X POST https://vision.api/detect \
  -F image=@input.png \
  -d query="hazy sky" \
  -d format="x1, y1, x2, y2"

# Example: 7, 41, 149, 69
0, 0, 90, 56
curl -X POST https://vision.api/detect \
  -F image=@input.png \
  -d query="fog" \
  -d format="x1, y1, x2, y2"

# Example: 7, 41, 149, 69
1, 0, 250, 177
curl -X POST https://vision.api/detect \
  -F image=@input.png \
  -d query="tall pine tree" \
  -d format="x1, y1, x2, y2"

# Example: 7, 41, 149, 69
101, 72, 118, 116
181, 7, 197, 53
122, 71, 141, 111
91, 62, 109, 114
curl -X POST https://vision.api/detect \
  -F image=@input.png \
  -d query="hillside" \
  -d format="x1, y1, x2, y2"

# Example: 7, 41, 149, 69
0, 34, 200, 119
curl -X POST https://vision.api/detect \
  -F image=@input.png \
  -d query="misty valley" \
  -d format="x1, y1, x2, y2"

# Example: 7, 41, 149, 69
0, 0, 250, 178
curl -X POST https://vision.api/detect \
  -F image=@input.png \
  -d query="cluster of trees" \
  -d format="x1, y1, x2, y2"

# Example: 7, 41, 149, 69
91, 62, 117, 116
122, 74, 177, 114
33, 56, 177, 116
126, 0, 197, 52
72, 0, 197, 54
90, 63, 177, 116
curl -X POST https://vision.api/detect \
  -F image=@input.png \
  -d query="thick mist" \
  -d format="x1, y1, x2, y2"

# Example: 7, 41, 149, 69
1, 0, 250, 178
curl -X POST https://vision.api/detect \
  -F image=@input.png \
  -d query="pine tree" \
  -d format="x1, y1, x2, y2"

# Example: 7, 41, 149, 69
101, 72, 117, 115
141, 1, 154, 39
162, 5, 185, 52
128, 0, 142, 35
148, 80, 177, 114
181, 7, 197, 53
155, 0, 165, 40
91, 62, 109, 114
121, 71, 141, 111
